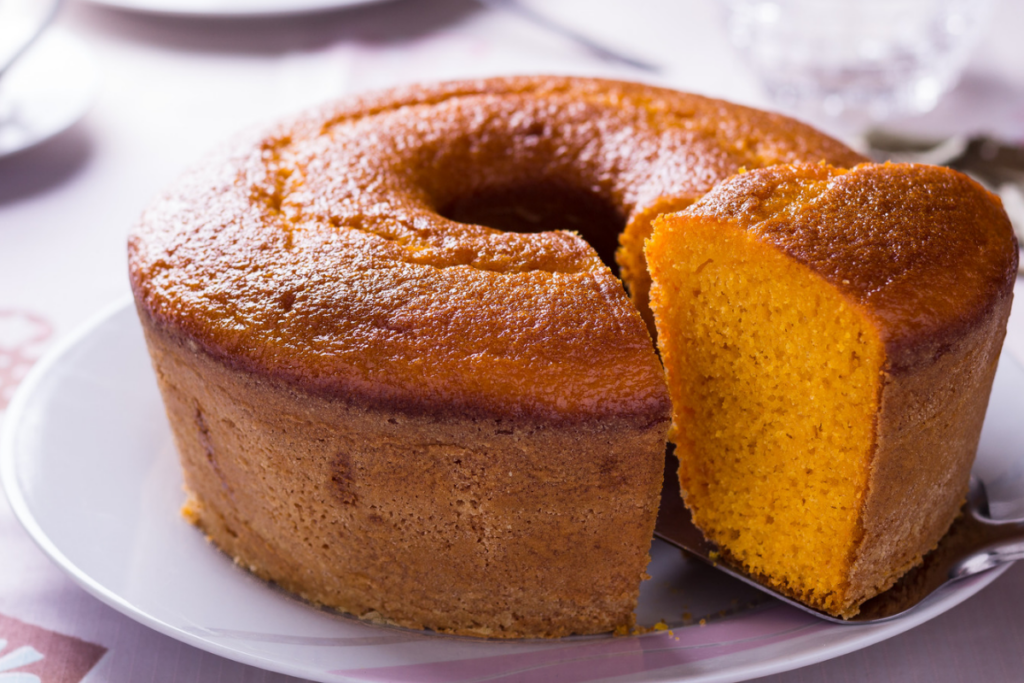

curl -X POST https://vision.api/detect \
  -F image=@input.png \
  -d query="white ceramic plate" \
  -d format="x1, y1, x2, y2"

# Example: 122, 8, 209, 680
0, 29, 97, 158
84, 0, 392, 18
2, 299, 1021, 683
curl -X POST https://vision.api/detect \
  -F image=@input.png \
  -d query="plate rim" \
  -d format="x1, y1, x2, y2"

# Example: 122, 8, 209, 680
0, 296, 325, 679
82, 0, 394, 19
0, 297, 1014, 683
0, 28, 99, 159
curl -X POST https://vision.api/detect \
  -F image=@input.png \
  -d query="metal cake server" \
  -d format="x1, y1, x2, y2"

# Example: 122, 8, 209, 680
654, 457, 1024, 624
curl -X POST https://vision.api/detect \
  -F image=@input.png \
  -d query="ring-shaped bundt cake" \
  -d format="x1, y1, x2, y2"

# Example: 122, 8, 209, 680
129, 76, 1012, 636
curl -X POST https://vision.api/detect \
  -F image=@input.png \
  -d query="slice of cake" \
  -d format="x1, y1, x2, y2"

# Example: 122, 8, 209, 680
646, 162, 1017, 617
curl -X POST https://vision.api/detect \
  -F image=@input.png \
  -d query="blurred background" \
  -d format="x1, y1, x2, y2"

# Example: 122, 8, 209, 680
1, 1, 1023, 682
2, 0, 1022, 344
2, 0, 1023, 339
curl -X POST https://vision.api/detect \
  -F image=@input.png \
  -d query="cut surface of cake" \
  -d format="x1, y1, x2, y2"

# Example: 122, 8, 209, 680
646, 162, 1018, 617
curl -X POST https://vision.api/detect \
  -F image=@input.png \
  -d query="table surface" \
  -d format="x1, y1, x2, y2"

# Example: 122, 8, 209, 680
1, 1, 1022, 681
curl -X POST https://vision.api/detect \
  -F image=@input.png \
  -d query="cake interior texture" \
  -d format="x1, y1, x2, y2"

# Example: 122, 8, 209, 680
649, 209, 884, 615
646, 162, 1017, 618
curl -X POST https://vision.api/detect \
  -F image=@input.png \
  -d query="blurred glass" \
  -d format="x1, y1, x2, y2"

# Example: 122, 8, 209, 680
723, 0, 995, 125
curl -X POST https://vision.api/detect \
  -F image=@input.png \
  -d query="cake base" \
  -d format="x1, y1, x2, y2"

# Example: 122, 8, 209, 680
140, 311, 668, 638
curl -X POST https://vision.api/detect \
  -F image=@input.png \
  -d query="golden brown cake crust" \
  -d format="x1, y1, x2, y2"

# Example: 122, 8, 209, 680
685, 163, 1019, 371
142, 313, 666, 637
849, 297, 1010, 607
128, 76, 862, 421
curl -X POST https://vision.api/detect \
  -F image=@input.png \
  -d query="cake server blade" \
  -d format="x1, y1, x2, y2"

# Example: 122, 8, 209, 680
653, 455, 1024, 624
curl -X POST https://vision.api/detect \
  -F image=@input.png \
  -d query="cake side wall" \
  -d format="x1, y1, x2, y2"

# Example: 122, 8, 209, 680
845, 292, 1013, 611
139, 311, 668, 638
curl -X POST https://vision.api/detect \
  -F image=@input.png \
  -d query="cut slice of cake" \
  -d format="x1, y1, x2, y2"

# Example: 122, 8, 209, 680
646, 162, 1017, 617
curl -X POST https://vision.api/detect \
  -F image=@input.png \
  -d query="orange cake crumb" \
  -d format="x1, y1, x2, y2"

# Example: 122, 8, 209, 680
647, 162, 1017, 617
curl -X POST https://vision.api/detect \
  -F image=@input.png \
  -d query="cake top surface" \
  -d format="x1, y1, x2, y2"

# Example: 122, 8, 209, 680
129, 76, 863, 420
684, 162, 1019, 369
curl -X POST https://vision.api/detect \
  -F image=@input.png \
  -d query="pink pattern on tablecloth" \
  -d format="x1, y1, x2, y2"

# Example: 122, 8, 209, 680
332, 605, 830, 683
0, 613, 106, 683
0, 310, 52, 410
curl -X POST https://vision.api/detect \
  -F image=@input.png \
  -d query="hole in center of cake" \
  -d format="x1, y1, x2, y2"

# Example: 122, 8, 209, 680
439, 180, 626, 275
